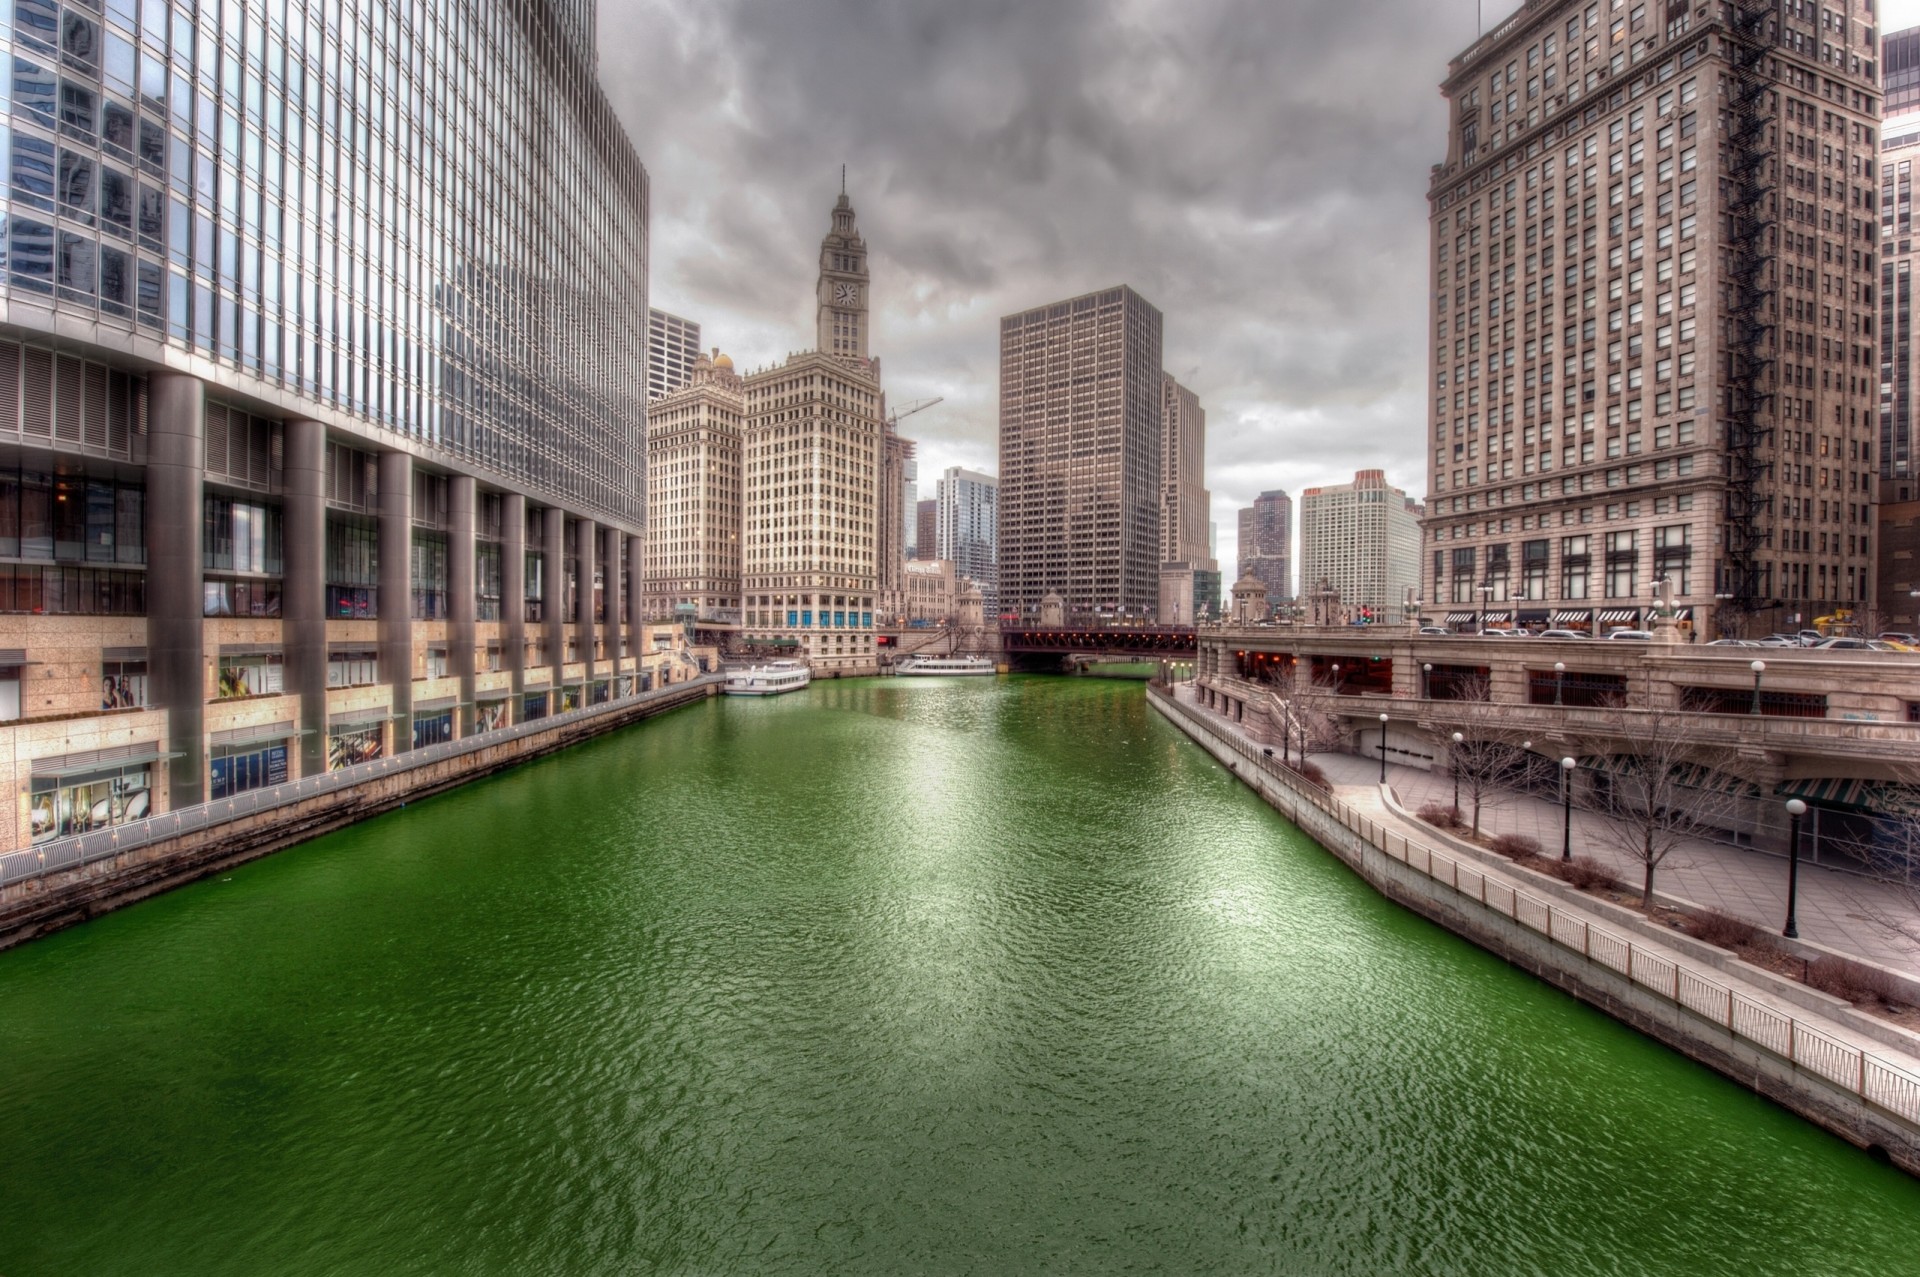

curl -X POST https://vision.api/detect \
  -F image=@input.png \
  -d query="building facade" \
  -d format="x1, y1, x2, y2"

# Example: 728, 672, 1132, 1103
1160, 375, 1211, 566
648, 309, 702, 402
0, 0, 651, 854
1237, 489, 1292, 604
1299, 471, 1421, 619
935, 466, 998, 618
878, 426, 915, 621
915, 499, 938, 561
1887, 24, 1920, 116
903, 558, 957, 626
645, 351, 743, 623
1883, 110, 1920, 501
997, 286, 1165, 619
1427, 0, 1880, 638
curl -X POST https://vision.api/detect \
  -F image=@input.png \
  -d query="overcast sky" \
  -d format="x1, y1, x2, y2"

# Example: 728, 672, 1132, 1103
596, 0, 1912, 577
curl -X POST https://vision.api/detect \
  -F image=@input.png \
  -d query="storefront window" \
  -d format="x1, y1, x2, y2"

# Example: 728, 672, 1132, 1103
216, 651, 282, 698
558, 685, 581, 713
102, 657, 146, 709
326, 648, 378, 688
475, 700, 509, 733
412, 711, 453, 749
327, 721, 384, 770
210, 740, 287, 799
30, 762, 151, 843
522, 691, 548, 722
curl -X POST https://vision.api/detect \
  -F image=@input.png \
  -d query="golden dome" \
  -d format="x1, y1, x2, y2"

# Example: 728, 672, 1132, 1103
713, 352, 734, 370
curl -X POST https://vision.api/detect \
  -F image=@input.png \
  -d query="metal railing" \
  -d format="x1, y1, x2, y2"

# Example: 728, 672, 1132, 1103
1147, 682, 1920, 1131
0, 675, 723, 893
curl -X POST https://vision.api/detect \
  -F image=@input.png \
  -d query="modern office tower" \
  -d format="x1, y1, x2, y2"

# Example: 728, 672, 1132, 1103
1160, 376, 1211, 565
740, 353, 883, 672
998, 286, 1165, 618
1889, 26, 1920, 117
1299, 471, 1421, 618
1237, 489, 1293, 604
1882, 92, 1920, 498
936, 467, 999, 618
645, 352, 744, 624
648, 309, 702, 402
900, 455, 919, 558
0, 0, 649, 855
878, 428, 916, 621
1428, 1, 1880, 637
916, 499, 938, 561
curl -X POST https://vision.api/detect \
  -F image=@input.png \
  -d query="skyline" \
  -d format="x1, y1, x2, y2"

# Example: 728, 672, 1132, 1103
597, 0, 1521, 579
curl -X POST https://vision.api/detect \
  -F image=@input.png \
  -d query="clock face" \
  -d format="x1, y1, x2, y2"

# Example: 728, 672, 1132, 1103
834, 282, 858, 305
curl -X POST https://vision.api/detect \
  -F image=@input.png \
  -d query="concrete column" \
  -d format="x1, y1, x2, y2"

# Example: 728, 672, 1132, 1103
146, 373, 206, 806
601, 525, 623, 665
283, 418, 328, 780
627, 533, 645, 641
503, 493, 526, 702
543, 505, 565, 689
449, 475, 477, 737
378, 451, 413, 751
577, 517, 597, 685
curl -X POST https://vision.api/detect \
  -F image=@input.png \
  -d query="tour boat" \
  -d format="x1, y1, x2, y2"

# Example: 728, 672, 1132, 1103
894, 655, 998, 677
723, 660, 812, 697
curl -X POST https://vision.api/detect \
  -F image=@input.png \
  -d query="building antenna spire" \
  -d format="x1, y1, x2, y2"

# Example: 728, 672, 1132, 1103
841, 164, 846, 195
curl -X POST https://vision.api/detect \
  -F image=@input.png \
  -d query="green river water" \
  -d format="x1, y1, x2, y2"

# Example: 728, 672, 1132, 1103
1, 676, 1917, 1275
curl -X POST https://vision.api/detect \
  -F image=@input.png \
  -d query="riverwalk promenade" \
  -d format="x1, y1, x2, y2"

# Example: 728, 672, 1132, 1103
1168, 683, 1920, 977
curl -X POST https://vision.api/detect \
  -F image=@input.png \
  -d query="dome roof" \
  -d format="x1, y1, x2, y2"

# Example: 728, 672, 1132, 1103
712, 352, 734, 369
1232, 575, 1269, 593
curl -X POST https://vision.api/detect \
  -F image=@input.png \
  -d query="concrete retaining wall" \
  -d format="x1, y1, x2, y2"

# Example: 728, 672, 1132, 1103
0, 680, 719, 952
1149, 686, 1920, 1176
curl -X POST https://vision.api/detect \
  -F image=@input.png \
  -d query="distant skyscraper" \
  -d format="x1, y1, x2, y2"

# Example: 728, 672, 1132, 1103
916, 500, 938, 561
998, 286, 1165, 617
648, 309, 701, 402
645, 351, 743, 622
1237, 490, 1292, 603
1299, 471, 1419, 618
1882, 75, 1920, 494
879, 429, 916, 620
1160, 376, 1211, 566
1889, 26, 1920, 116
901, 455, 920, 558
936, 467, 999, 617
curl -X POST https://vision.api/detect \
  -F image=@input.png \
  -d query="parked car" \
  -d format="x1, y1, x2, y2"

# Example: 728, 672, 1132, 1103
1867, 640, 1916, 653
1879, 632, 1919, 645
1706, 638, 1759, 647
1812, 637, 1872, 650
1796, 630, 1826, 646
1605, 629, 1654, 641
1416, 626, 1452, 637
1756, 635, 1798, 647
1480, 628, 1531, 637
1536, 628, 1589, 640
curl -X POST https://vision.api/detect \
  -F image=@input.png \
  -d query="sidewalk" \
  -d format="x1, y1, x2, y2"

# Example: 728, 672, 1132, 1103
1171, 684, 1920, 977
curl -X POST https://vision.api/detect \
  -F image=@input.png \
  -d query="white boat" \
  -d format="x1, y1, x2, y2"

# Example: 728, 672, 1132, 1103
895, 655, 997, 677
723, 659, 812, 697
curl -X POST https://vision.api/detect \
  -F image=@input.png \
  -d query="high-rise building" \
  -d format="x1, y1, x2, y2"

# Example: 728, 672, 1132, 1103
1881, 72, 1920, 497
0, 0, 651, 855
879, 428, 917, 621
998, 286, 1165, 618
1299, 471, 1421, 619
1160, 376, 1211, 566
916, 500, 939, 561
645, 351, 743, 623
1428, 0, 1879, 637
648, 309, 702, 402
1888, 26, 1920, 117
936, 468, 999, 617
1237, 490, 1292, 604
739, 189, 884, 672
901, 455, 920, 559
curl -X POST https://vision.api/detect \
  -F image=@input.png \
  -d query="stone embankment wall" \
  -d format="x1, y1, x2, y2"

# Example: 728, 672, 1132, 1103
1148, 684, 1920, 1176
0, 680, 719, 952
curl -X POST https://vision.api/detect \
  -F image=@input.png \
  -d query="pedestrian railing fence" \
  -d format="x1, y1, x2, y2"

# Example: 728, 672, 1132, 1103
1148, 682, 1920, 1131
0, 676, 722, 893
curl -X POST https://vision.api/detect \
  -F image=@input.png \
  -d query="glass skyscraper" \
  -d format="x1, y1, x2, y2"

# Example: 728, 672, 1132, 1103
0, 0, 651, 848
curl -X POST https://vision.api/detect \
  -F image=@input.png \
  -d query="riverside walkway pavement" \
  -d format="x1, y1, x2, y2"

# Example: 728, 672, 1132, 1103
1167, 684, 1920, 978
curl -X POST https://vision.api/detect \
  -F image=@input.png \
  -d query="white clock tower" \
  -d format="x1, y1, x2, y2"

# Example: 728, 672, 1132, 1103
816, 175, 871, 363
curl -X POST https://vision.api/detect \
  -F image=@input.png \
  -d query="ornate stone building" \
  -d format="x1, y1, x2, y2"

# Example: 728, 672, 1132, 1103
645, 351, 744, 624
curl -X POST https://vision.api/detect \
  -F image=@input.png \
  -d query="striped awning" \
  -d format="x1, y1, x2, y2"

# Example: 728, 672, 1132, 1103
1670, 762, 1763, 799
1552, 610, 1592, 623
1446, 612, 1475, 623
1776, 778, 1920, 816
1672, 608, 1692, 622
1483, 611, 1513, 623
1598, 609, 1639, 623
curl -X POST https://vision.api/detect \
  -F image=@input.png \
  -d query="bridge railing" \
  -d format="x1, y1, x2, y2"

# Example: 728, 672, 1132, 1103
0, 676, 723, 896
1146, 682, 1920, 1133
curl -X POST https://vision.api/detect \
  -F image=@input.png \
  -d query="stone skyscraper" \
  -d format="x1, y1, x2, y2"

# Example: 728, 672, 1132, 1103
1237, 490, 1292, 604
1160, 376, 1211, 566
1300, 471, 1421, 620
1428, 0, 1880, 635
817, 181, 872, 363
645, 351, 743, 624
998, 286, 1165, 618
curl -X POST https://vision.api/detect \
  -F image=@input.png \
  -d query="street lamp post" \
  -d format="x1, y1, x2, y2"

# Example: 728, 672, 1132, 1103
1378, 713, 1389, 783
1783, 798, 1807, 939
1553, 660, 1566, 707
1749, 659, 1766, 716
1451, 731, 1464, 810
1331, 662, 1341, 695
1560, 756, 1577, 861
1422, 661, 1433, 700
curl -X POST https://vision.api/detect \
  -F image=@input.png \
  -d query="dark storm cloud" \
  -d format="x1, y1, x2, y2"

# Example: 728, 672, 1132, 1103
597, 0, 1507, 567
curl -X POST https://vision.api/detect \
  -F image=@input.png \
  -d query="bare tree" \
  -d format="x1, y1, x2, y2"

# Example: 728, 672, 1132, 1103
1266, 664, 1345, 762
1432, 677, 1527, 838
1819, 776, 1920, 949
1572, 704, 1757, 912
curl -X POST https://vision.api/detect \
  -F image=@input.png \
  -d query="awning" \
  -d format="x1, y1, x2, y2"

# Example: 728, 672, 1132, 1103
412, 697, 464, 713
1483, 611, 1513, 623
1670, 762, 1763, 799
210, 726, 310, 750
1672, 608, 1693, 622
1446, 612, 1474, 623
31, 747, 176, 778
328, 709, 390, 730
1553, 610, 1592, 623
1598, 609, 1639, 623
1777, 778, 1920, 816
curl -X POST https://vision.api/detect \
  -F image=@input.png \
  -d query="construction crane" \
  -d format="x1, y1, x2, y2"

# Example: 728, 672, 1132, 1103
887, 396, 942, 429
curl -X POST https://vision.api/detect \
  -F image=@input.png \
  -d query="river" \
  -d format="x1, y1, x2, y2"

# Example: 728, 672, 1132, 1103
1, 676, 1916, 1274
